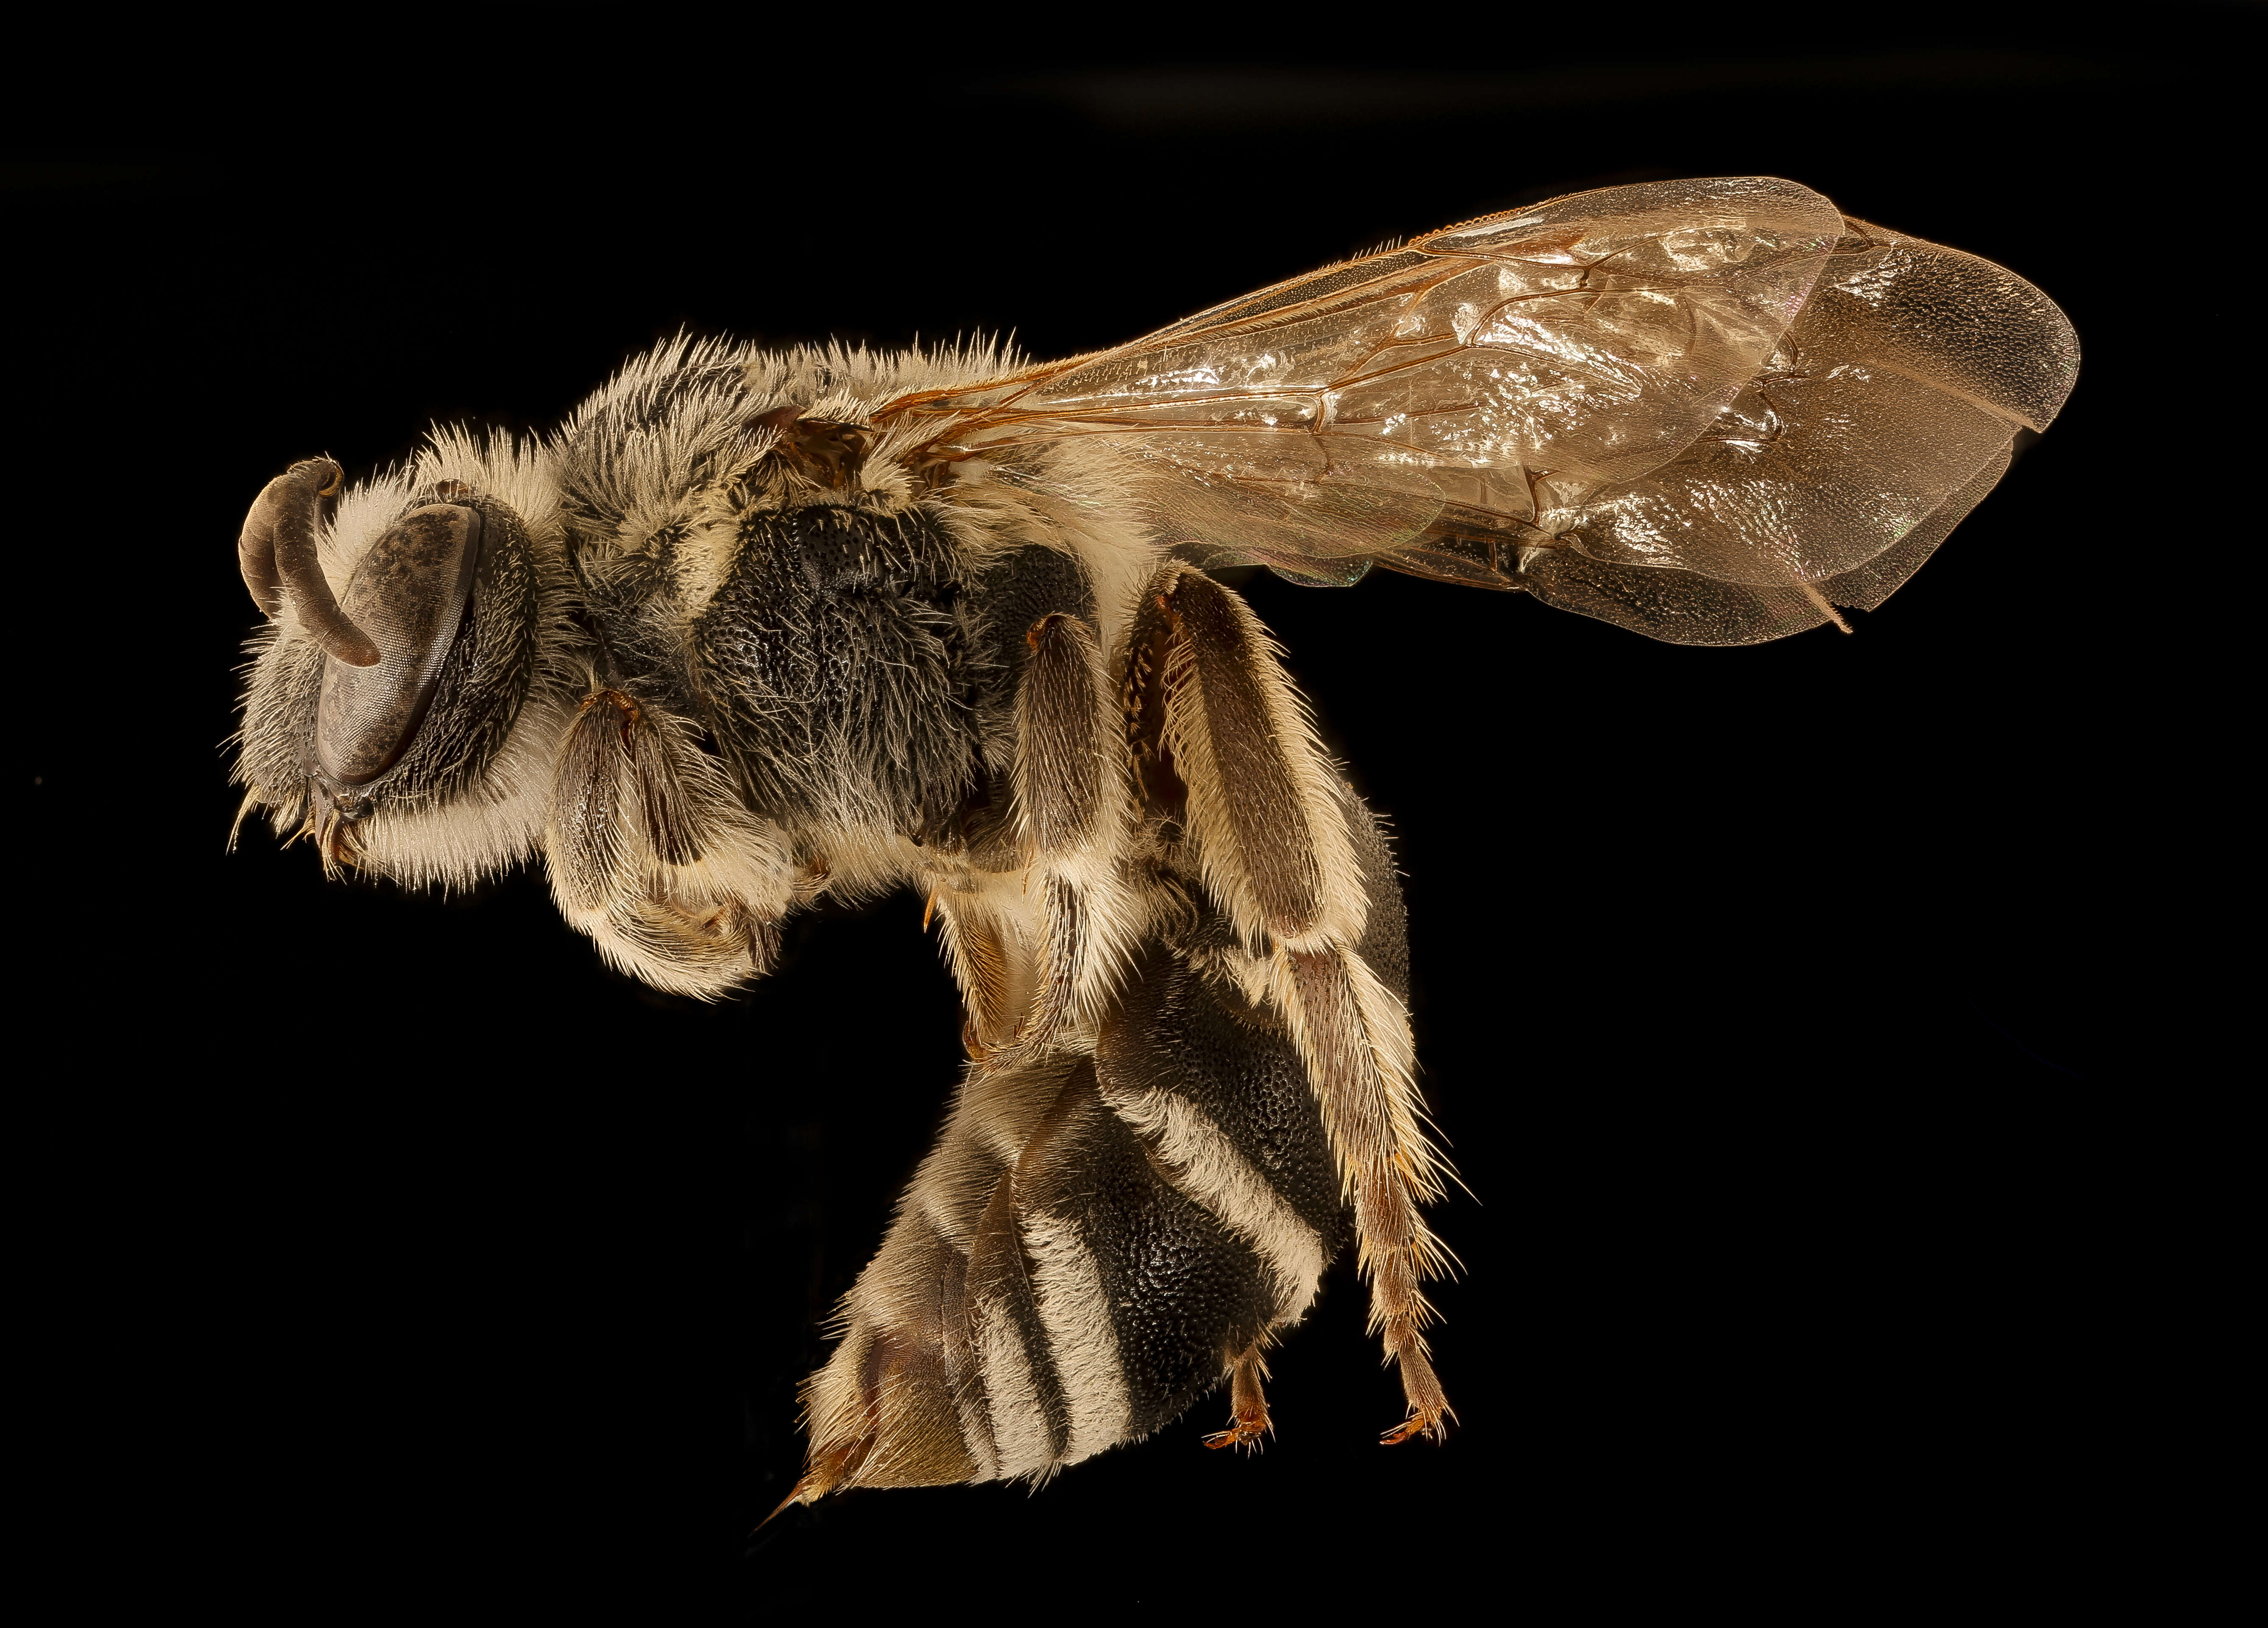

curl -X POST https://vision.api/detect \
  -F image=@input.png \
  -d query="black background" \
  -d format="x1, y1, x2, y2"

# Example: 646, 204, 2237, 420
15, 6, 2240, 1614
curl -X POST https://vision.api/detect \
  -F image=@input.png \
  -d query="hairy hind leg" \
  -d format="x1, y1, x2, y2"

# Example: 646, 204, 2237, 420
1129, 567, 1455, 1444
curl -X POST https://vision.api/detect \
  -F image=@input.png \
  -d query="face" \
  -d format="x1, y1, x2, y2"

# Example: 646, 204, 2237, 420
233, 440, 571, 889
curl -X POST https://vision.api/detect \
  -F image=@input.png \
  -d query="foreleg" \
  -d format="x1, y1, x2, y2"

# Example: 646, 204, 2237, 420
546, 687, 795, 998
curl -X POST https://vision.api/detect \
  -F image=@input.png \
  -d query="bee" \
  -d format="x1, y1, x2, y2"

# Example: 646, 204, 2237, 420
228, 176, 2077, 1504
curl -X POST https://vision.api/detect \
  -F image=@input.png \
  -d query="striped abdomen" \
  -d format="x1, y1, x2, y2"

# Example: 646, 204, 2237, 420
797, 920, 1353, 1489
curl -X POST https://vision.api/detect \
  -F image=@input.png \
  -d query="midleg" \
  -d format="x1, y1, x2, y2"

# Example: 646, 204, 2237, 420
1007, 610, 1129, 1055
1204, 1343, 1274, 1452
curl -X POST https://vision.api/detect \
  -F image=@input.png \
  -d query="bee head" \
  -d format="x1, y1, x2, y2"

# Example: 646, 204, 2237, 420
231, 445, 576, 884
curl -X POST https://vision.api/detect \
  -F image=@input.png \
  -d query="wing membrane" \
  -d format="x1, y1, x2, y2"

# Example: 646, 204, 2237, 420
893, 176, 1843, 490
1543, 220, 2080, 596
875, 180, 2076, 643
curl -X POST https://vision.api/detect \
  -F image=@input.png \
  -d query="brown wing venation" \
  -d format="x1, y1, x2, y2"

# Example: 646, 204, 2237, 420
884, 193, 1782, 429
868, 178, 2070, 620
893, 258, 1698, 450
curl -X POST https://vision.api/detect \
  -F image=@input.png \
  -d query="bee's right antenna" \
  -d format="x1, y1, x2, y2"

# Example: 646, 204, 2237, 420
237, 456, 382, 666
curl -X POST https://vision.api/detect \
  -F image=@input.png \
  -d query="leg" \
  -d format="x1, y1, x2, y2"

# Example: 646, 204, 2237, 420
1007, 611, 1126, 1057
1136, 568, 1455, 1444
929, 609, 1116, 1062
1204, 1343, 1274, 1452
547, 686, 795, 998
1278, 943, 1453, 1444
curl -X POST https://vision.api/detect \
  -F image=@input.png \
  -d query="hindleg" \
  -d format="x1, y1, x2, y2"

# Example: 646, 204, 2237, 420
1132, 567, 1454, 1443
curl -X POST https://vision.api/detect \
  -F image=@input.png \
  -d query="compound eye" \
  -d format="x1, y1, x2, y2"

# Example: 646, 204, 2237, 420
314, 502, 485, 785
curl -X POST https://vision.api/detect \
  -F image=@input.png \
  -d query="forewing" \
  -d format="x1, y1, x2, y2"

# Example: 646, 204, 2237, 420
886, 177, 1847, 560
